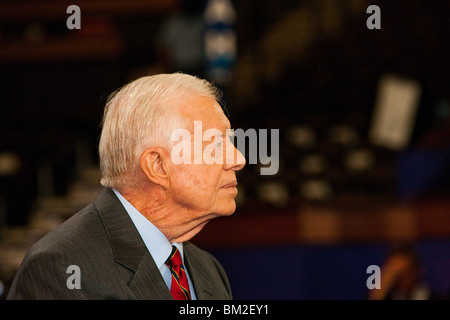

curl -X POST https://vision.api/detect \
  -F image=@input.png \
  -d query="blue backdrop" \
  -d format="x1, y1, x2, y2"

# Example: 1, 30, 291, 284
212, 239, 450, 300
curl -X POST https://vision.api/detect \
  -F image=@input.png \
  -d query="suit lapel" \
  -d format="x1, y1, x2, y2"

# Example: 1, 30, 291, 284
94, 188, 172, 299
128, 252, 173, 300
183, 243, 216, 299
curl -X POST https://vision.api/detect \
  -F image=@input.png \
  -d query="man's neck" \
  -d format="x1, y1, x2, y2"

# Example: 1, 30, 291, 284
116, 186, 211, 243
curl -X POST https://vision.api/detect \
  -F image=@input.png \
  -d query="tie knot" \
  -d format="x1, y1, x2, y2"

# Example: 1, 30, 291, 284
166, 246, 183, 267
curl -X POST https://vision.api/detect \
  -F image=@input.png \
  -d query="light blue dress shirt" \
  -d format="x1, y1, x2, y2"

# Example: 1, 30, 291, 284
112, 189, 197, 299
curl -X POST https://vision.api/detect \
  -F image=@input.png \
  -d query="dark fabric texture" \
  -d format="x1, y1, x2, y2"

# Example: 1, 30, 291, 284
7, 188, 232, 300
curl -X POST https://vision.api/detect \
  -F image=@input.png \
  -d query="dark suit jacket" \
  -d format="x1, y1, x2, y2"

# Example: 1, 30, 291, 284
7, 188, 232, 300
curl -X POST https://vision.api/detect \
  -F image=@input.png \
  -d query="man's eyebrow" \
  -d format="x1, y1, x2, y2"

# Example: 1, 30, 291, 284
217, 127, 235, 135
225, 129, 235, 136
205, 130, 228, 138
215, 131, 229, 138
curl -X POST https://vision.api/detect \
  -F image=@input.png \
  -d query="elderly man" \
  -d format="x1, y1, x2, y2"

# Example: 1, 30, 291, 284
7, 73, 245, 299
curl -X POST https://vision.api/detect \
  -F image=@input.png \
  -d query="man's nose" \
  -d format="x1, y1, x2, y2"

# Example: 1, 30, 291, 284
224, 143, 246, 171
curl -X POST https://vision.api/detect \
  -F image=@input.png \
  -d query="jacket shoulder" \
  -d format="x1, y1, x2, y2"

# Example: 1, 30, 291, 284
29, 202, 108, 256
7, 202, 123, 299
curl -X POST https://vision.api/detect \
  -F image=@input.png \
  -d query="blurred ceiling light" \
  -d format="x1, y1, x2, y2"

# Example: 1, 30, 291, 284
328, 125, 360, 147
0, 151, 22, 176
286, 125, 316, 148
256, 181, 290, 208
345, 148, 376, 173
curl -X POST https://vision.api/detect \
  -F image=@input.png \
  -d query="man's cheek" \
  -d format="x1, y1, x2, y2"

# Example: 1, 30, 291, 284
182, 172, 210, 193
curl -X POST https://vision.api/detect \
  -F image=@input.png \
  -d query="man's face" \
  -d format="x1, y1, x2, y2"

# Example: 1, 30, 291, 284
166, 96, 246, 220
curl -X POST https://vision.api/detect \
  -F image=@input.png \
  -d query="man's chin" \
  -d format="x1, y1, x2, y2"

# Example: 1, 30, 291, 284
170, 202, 237, 243
170, 220, 210, 243
216, 200, 237, 217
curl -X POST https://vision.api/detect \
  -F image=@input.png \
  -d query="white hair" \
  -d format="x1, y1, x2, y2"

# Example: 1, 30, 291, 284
99, 72, 221, 189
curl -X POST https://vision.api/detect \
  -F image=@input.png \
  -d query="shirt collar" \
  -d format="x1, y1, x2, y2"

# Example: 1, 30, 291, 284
112, 189, 184, 269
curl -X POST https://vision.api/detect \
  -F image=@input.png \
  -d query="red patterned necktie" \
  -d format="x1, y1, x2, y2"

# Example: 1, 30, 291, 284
165, 245, 192, 300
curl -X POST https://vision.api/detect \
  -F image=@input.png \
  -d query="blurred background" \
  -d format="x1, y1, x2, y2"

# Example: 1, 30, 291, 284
1, 0, 449, 299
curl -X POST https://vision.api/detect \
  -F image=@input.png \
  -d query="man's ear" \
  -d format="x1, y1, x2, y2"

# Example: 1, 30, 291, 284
139, 147, 170, 189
